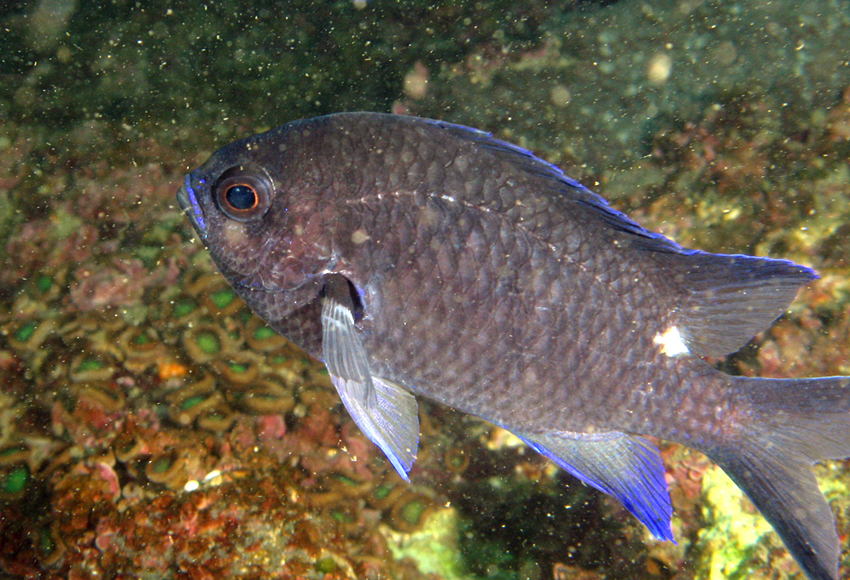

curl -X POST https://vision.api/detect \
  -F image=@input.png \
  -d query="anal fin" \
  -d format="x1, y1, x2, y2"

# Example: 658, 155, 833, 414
517, 430, 674, 541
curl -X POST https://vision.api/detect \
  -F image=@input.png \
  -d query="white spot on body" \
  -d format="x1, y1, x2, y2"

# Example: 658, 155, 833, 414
653, 326, 690, 357
351, 229, 370, 244
223, 221, 248, 246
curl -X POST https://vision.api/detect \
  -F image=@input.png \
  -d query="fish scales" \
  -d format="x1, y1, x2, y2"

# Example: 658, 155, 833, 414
178, 112, 850, 580
322, 128, 631, 406
353, 152, 678, 433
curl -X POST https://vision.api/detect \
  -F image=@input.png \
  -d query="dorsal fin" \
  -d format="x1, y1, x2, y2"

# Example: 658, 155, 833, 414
671, 251, 817, 357
427, 116, 818, 357
431, 118, 687, 254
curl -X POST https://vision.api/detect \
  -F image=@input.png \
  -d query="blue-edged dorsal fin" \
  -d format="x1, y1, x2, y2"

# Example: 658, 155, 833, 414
430, 117, 818, 359
430, 118, 684, 251
673, 251, 818, 357
517, 430, 674, 542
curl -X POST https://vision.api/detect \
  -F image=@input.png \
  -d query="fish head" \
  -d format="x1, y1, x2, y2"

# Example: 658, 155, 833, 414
176, 129, 337, 295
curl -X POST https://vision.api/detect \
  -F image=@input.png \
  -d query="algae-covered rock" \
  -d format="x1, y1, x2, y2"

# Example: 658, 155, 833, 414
695, 465, 792, 580
382, 506, 465, 580
697, 458, 850, 580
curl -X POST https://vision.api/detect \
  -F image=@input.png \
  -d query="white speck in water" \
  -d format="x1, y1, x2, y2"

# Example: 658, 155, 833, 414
204, 470, 222, 481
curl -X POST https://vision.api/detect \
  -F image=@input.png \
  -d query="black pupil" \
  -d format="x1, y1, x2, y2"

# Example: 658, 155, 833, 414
226, 184, 256, 210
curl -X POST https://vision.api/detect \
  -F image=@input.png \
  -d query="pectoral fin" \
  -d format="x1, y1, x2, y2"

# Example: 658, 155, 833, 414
332, 374, 420, 481
517, 430, 673, 541
320, 277, 419, 480
321, 288, 378, 409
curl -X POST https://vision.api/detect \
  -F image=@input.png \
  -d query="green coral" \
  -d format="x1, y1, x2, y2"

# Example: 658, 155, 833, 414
1, 465, 30, 495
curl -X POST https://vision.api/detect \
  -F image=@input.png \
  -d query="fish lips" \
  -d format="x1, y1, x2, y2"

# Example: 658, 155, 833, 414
176, 174, 207, 239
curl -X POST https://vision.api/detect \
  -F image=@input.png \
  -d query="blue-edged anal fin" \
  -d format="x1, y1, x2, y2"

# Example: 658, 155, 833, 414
320, 275, 419, 481
517, 430, 674, 542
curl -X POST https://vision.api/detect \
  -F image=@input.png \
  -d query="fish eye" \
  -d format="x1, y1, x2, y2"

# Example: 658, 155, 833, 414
213, 165, 274, 222
225, 184, 258, 210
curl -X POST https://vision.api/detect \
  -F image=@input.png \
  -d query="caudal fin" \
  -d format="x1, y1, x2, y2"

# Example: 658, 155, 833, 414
708, 376, 850, 580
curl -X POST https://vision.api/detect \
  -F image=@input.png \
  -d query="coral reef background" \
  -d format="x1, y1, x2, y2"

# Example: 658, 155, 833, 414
1, 0, 849, 579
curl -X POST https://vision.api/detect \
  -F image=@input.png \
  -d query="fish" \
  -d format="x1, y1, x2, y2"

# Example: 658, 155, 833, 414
177, 112, 850, 580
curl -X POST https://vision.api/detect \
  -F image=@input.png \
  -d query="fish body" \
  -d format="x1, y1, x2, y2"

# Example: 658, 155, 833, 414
178, 112, 850, 580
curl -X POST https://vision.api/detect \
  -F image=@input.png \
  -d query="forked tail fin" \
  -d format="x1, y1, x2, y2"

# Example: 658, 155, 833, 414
707, 376, 850, 580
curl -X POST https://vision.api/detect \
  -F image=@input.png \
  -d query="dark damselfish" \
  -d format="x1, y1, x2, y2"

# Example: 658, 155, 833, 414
178, 112, 850, 580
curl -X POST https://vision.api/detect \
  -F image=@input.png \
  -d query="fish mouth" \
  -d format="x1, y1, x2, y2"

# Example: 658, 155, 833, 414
176, 174, 207, 236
